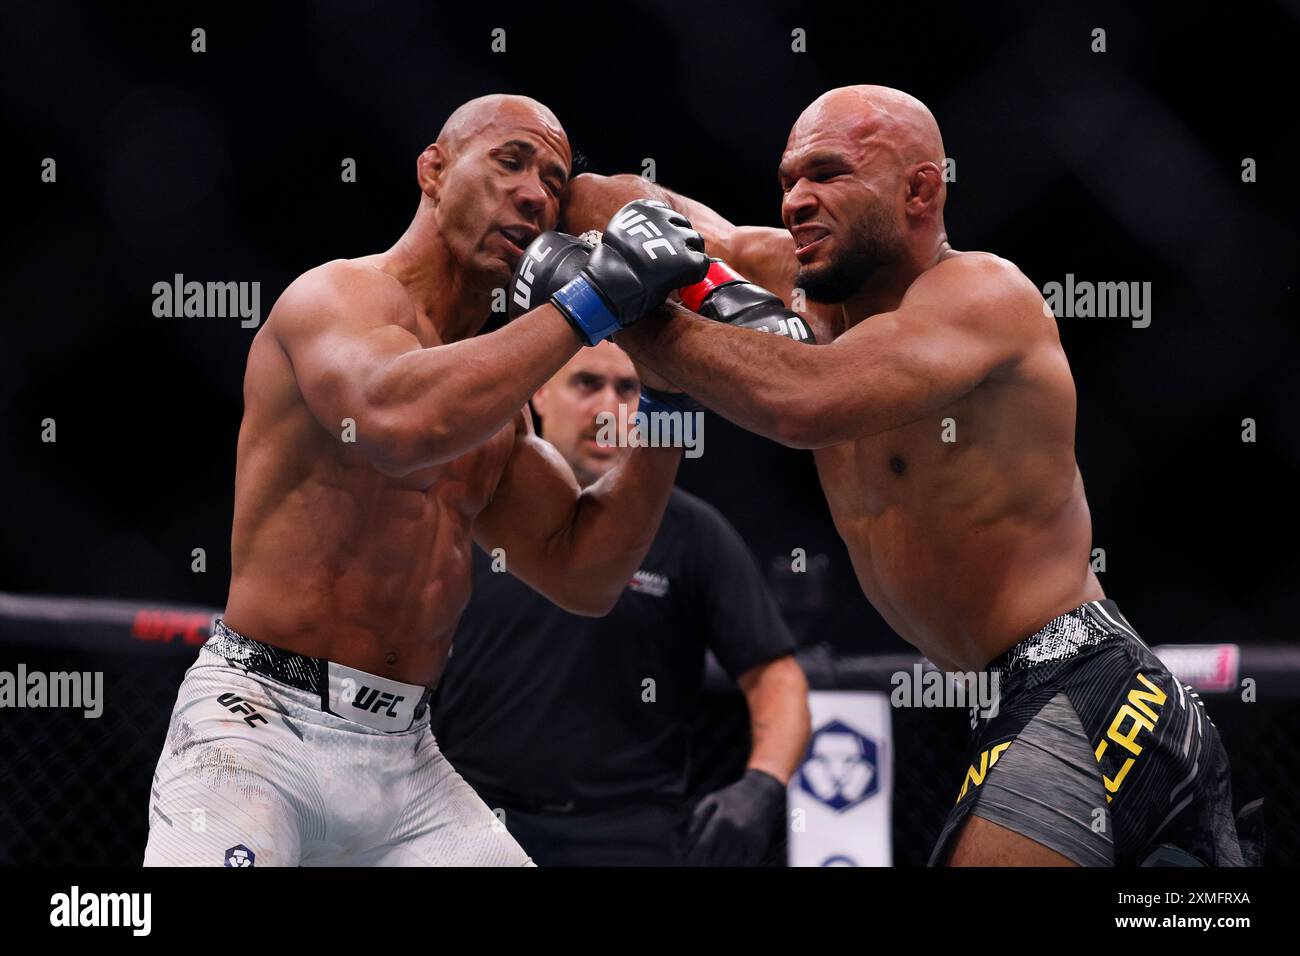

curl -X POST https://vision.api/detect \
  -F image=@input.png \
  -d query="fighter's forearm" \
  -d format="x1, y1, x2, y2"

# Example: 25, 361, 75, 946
740, 656, 811, 785
548, 446, 682, 613
562, 173, 745, 264
616, 304, 821, 447
370, 305, 579, 472
563, 173, 801, 308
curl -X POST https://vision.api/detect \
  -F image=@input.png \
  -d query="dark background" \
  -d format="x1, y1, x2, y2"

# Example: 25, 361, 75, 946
3, 0, 1297, 653
1, 0, 1297, 868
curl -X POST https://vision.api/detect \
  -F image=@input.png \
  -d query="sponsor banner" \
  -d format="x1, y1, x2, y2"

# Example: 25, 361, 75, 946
1153, 644, 1240, 693
788, 691, 892, 867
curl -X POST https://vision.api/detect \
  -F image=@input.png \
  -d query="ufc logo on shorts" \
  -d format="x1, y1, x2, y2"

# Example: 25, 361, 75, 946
217, 692, 268, 727
512, 240, 554, 312
352, 686, 405, 718
612, 208, 676, 260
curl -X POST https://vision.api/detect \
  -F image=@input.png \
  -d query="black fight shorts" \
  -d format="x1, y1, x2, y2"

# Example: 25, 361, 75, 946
929, 600, 1244, 866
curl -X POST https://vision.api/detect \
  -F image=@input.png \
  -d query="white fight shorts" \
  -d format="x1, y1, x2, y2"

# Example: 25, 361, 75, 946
143, 620, 531, 866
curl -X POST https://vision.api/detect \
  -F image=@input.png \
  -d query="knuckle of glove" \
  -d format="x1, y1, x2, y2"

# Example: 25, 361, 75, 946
507, 231, 593, 320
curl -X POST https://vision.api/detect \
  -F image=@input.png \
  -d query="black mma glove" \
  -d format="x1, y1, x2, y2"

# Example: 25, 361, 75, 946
683, 768, 787, 866
551, 200, 709, 345
507, 230, 599, 320
679, 259, 817, 343
508, 228, 702, 414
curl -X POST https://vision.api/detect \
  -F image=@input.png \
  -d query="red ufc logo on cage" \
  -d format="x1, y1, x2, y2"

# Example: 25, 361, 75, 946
132, 610, 212, 645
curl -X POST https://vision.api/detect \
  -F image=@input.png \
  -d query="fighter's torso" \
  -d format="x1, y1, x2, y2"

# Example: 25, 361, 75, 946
809, 297, 1102, 671
224, 265, 516, 686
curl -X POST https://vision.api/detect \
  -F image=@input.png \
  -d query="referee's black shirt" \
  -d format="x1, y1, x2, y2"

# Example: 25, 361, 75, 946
430, 488, 795, 807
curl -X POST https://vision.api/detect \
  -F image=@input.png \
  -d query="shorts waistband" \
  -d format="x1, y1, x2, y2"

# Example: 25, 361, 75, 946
207, 619, 432, 732
987, 599, 1145, 679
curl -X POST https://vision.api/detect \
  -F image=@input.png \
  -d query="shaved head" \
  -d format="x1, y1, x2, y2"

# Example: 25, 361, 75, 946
436, 94, 569, 165
794, 85, 944, 173
417, 94, 572, 286
781, 85, 948, 304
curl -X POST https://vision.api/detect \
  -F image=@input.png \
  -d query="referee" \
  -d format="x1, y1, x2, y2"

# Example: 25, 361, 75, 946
430, 342, 811, 866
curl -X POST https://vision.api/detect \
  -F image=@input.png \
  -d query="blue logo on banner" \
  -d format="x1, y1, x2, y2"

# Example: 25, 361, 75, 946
820, 854, 860, 866
224, 844, 255, 867
796, 718, 879, 812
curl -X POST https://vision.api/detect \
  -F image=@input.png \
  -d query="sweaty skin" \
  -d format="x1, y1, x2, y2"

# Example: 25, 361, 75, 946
224, 95, 681, 688
566, 86, 1100, 865
566, 86, 1102, 676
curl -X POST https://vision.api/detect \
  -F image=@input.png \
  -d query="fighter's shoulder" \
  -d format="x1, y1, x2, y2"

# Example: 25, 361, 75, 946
915, 250, 1042, 318
267, 258, 408, 340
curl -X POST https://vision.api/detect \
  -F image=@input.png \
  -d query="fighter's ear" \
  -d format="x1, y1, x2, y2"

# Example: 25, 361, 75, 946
417, 143, 447, 201
905, 161, 944, 216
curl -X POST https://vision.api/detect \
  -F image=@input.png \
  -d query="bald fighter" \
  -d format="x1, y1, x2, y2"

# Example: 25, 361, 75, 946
556, 86, 1243, 866
143, 94, 708, 866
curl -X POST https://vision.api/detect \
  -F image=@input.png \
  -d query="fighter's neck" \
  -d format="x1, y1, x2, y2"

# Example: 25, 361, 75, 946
380, 220, 493, 344
839, 239, 954, 332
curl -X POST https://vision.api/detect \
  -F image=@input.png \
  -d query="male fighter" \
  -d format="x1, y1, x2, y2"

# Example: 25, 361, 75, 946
143, 94, 709, 866
553, 86, 1243, 866
431, 340, 809, 866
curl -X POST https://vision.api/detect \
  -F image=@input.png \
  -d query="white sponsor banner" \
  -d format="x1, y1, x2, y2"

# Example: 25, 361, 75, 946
787, 691, 892, 867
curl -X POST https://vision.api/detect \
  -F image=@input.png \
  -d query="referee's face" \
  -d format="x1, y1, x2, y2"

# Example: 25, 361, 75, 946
532, 342, 641, 486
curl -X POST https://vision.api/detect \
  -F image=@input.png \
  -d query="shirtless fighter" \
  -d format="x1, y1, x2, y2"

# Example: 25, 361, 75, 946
551, 86, 1244, 866
142, 94, 708, 866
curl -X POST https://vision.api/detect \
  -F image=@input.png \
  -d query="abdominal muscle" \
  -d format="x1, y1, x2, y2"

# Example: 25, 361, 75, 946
222, 395, 511, 688
814, 404, 1102, 673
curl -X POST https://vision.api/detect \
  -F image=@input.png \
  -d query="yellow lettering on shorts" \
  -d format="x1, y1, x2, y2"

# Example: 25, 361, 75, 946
956, 741, 1012, 803
1094, 672, 1166, 803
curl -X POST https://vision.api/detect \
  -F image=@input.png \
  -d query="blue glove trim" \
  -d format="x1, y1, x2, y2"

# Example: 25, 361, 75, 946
638, 386, 702, 415
551, 275, 620, 346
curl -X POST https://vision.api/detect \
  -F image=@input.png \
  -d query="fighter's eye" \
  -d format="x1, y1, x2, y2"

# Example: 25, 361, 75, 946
498, 156, 521, 171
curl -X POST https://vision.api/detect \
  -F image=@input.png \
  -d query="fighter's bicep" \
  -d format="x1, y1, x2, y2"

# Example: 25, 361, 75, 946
473, 424, 581, 565
272, 282, 422, 432
829, 263, 1036, 409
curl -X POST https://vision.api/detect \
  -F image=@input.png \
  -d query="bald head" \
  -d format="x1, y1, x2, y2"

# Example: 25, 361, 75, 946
780, 85, 949, 304
436, 94, 568, 162
416, 94, 571, 288
794, 85, 944, 171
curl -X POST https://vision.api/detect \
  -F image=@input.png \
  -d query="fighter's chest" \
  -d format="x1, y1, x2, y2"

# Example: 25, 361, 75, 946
813, 417, 953, 518
387, 426, 515, 518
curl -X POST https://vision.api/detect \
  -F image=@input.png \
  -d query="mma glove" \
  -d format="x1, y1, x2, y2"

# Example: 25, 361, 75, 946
514, 200, 709, 346
508, 224, 702, 413
683, 768, 787, 866
679, 259, 817, 343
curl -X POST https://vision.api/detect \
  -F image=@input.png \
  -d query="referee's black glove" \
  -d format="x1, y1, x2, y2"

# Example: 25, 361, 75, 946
683, 769, 786, 866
